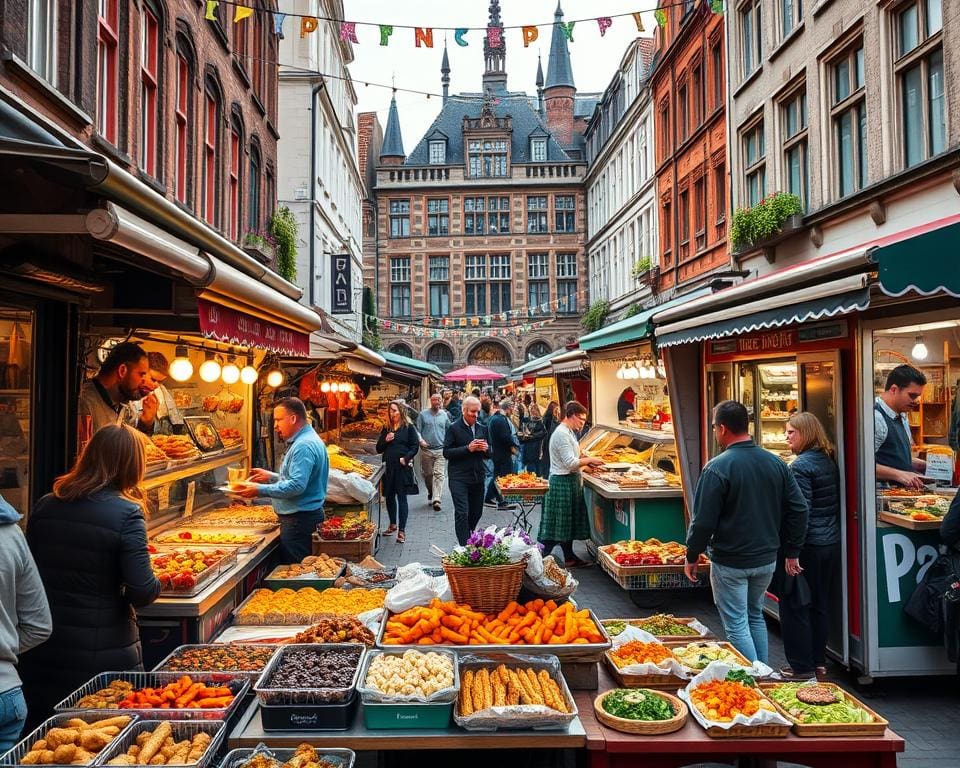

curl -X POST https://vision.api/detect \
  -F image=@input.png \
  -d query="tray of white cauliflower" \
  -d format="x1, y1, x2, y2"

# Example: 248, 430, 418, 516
356, 649, 458, 704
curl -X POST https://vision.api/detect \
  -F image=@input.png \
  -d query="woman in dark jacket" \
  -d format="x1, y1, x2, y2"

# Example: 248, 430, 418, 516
779, 412, 839, 679
376, 400, 420, 544
539, 401, 560, 478
21, 424, 161, 718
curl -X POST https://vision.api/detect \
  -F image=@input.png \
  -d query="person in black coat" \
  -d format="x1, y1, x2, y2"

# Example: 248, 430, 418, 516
443, 396, 490, 545
376, 400, 420, 544
942, 493, 960, 550
778, 412, 839, 679
20, 424, 161, 720
484, 399, 518, 509
539, 401, 560, 478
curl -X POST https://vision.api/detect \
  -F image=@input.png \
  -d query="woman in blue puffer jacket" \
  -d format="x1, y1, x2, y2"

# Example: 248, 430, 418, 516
779, 412, 840, 679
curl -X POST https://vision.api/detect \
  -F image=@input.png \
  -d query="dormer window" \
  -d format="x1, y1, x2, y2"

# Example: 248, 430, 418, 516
531, 138, 547, 162
429, 140, 446, 165
468, 139, 508, 177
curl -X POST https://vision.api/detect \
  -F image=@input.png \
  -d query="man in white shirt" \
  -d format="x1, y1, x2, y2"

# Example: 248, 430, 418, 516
874, 365, 928, 489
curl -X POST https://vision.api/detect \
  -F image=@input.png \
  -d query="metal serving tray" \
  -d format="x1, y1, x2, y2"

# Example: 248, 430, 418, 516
263, 562, 346, 591
53, 672, 250, 721
150, 545, 241, 598
152, 644, 280, 682
189, 507, 279, 532
356, 648, 459, 704
0, 713, 140, 768
376, 608, 612, 663
95, 720, 226, 768
151, 529, 264, 554
219, 748, 355, 768
253, 643, 365, 706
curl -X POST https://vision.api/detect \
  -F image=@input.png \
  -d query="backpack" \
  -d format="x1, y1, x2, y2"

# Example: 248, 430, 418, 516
904, 550, 960, 635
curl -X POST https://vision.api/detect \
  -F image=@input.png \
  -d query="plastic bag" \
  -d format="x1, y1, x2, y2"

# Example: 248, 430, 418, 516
521, 554, 579, 599
384, 570, 452, 612
357, 649, 459, 704
326, 468, 375, 504
678, 661, 791, 730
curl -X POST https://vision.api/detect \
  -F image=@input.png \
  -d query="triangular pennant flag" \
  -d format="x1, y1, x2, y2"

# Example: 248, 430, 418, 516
560, 21, 575, 42
205, 1, 218, 21
654, 9, 667, 28
340, 21, 358, 44
233, 5, 253, 22
273, 13, 287, 38
597, 17, 612, 37
631, 12, 645, 32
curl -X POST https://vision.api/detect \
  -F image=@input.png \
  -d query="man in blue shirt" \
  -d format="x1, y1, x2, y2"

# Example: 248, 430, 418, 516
241, 397, 329, 562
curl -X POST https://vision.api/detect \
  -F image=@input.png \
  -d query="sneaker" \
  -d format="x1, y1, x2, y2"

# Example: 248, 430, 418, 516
497, 502, 513, 511
483, 501, 499, 509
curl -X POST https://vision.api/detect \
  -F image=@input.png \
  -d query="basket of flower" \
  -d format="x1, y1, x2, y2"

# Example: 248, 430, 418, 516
442, 527, 533, 614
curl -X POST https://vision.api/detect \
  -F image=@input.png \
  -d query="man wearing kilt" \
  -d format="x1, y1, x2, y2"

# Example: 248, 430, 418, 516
538, 401, 604, 568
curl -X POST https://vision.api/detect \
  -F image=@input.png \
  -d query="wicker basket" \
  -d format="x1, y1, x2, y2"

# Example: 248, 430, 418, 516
442, 559, 526, 614
593, 690, 688, 735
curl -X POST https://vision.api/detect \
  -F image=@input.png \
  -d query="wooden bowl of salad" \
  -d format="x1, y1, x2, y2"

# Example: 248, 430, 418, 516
593, 688, 688, 735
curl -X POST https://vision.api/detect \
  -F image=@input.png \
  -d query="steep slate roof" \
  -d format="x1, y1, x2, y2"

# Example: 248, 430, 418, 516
380, 96, 405, 159
404, 93, 573, 165
575, 95, 600, 118
545, 3, 575, 89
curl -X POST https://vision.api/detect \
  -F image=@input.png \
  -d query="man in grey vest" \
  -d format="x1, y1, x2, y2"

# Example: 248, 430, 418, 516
875, 365, 928, 490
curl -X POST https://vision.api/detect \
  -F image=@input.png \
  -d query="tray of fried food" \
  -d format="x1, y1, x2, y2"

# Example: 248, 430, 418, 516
271, 555, 346, 580
326, 450, 375, 479
220, 744, 355, 768
143, 442, 170, 472
216, 428, 243, 448
98, 721, 225, 768
190, 505, 278, 531
151, 435, 202, 463
233, 587, 387, 625
1, 714, 136, 767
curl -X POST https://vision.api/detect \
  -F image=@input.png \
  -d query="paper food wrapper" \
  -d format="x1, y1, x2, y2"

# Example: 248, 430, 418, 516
678, 661, 791, 730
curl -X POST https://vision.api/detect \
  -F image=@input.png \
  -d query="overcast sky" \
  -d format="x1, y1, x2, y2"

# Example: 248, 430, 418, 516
345, 1, 658, 148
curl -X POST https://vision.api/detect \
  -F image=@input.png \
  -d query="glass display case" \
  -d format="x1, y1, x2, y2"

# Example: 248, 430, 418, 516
580, 424, 680, 477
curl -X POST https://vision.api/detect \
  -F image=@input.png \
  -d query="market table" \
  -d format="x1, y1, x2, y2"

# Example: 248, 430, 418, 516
227, 699, 587, 750
572, 668, 905, 768
496, 483, 547, 531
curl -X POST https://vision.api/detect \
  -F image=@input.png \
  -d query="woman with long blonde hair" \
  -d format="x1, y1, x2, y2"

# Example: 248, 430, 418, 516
20, 425, 161, 717
376, 400, 419, 543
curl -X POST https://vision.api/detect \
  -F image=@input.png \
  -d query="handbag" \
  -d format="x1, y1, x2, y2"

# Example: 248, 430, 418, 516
402, 464, 420, 496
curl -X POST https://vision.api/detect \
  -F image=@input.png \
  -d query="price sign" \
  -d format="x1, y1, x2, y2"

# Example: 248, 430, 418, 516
184, 481, 197, 517
925, 453, 954, 482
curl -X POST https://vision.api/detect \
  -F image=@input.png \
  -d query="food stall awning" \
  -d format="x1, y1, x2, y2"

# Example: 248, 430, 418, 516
511, 348, 568, 377
197, 297, 311, 357
578, 289, 712, 352
344, 344, 386, 377
550, 349, 587, 374
656, 275, 871, 347
868, 218, 960, 298
381, 351, 444, 378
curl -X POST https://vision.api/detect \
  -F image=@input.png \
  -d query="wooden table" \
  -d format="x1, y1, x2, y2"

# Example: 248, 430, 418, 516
573, 668, 905, 768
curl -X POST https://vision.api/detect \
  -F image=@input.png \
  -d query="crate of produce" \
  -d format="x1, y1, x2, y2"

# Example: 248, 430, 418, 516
357, 649, 458, 729
453, 653, 577, 731
220, 746, 355, 768
233, 587, 386, 625
759, 682, 889, 737
53, 673, 249, 721
310, 531, 376, 561
253, 644, 365, 706
148, 545, 240, 597
0, 713, 138, 768
601, 615, 712, 642
153, 645, 279, 682
598, 549, 708, 590
262, 555, 346, 590
593, 689, 688, 735
95, 720, 225, 768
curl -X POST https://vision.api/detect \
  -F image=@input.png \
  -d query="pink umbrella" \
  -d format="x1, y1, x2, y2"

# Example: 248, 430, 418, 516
443, 364, 505, 382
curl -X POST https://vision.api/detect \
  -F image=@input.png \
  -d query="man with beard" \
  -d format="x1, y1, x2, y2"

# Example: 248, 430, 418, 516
78, 342, 158, 437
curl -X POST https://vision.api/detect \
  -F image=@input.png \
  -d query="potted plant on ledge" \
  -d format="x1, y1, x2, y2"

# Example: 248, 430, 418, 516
242, 231, 276, 266
730, 192, 804, 261
632, 257, 660, 290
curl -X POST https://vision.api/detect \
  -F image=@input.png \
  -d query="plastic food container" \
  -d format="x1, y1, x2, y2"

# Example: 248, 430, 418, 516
258, 695, 359, 732
0, 713, 140, 768
253, 644, 364, 705
94, 720, 225, 768
357, 648, 458, 730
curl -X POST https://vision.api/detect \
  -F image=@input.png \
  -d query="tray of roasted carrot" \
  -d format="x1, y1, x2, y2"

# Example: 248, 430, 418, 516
53, 673, 249, 721
377, 598, 611, 663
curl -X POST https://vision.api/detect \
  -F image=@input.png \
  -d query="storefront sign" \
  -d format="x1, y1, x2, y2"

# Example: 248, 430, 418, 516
876, 528, 941, 647
331, 253, 352, 314
709, 321, 848, 357
198, 298, 310, 357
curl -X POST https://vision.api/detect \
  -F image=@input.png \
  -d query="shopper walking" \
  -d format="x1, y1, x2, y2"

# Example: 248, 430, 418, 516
21, 424, 161, 719
485, 399, 519, 510
778, 412, 841, 679
377, 401, 420, 543
684, 401, 808, 663
447, 390, 463, 422
539, 401, 603, 567
539, 401, 560, 478
444, 396, 490, 545
0, 493, 50, 752
417, 393, 451, 512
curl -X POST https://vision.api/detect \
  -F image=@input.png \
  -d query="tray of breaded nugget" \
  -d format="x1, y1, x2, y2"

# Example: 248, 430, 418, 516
97, 721, 224, 768
0, 714, 137, 767
151, 435, 202, 463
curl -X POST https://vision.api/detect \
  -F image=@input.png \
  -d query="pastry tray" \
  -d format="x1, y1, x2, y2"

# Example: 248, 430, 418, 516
253, 643, 365, 705
0, 713, 140, 768
151, 529, 263, 554
152, 644, 280, 682
220, 748, 355, 768
95, 720, 225, 768
189, 509, 279, 532
263, 563, 346, 590
149, 545, 240, 598
53, 672, 249, 721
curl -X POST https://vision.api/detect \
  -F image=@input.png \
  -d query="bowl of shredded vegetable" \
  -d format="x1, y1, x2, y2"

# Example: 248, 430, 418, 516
593, 688, 688, 735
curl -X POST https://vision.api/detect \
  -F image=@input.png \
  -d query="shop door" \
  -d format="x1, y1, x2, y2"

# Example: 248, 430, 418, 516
798, 351, 848, 665
705, 363, 733, 458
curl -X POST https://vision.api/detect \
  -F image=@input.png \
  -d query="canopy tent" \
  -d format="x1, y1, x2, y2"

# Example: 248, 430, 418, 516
443, 365, 505, 382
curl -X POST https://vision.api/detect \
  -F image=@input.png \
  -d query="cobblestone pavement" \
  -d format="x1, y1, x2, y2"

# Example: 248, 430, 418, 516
371, 485, 960, 767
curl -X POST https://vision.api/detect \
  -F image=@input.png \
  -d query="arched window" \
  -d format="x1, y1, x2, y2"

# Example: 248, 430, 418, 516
174, 32, 195, 205
426, 343, 454, 370
203, 72, 223, 227
229, 107, 244, 241
389, 343, 413, 358
468, 341, 510, 367
139, 1, 162, 178
248, 138, 262, 232
526, 341, 551, 361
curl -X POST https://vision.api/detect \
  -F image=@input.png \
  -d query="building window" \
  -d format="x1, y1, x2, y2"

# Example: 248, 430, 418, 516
692, 62, 704, 128
465, 255, 487, 280
677, 81, 688, 141
894, 0, 945, 168
390, 257, 411, 318
390, 256, 411, 283
233, 5, 248, 71
658, 101, 671, 162
711, 40, 724, 110
251, 12, 264, 101
714, 163, 726, 236
555, 195, 575, 232
531, 137, 547, 162
527, 196, 548, 233
488, 196, 511, 233
527, 341, 551, 361
427, 198, 449, 236
557, 253, 577, 313
556, 252, 577, 279
265, 166, 274, 220
228, 117, 242, 241
781, 88, 808, 209
490, 254, 511, 280
781, 0, 802, 38
174, 47, 192, 205
528, 253, 549, 279
203, 81, 221, 227
429, 255, 450, 281
465, 256, 487, 314
694, 177, 706, 251
740, 0, 763, 79
468, 139, 508, 177
389, 199, 410, 237
248, 140, 261, 230
429, 256, 450, 317
490, 254, 511, 314
27, 0, 57, 85
528, 281, 549, 316
662, 200, 672, 263
390, 343, 413, 357
742, 120, 765, 206
830, 42, 867, 197
678, 189, 690, 259
97, 0, 120, 143
429, 140, 446, 164
426, 343, 454, 369
464, 197, 485, 235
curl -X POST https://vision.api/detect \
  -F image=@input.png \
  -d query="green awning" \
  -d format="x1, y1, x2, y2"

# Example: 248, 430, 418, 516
511, 348, 566, 377
869, 220, 960, 298
578, 289, 711, 351
380, 351, 443, 377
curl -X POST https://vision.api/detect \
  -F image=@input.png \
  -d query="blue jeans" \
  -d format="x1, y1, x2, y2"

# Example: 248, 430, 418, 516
385, 491, 409, 532
279, 510, 325, 563
0, 686, 27, 755
710, 561, 776, 664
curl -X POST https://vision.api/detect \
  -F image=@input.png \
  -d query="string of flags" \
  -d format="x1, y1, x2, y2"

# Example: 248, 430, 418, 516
205, 1, 725, 44
369, 317, 558, 340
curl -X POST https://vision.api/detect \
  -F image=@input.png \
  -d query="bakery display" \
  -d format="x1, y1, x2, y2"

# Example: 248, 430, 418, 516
217, 428, 243, 447
273, 554, 345, 579
235, 587, 387, 624
16, 716, 133, 765
151, 435, 201, 462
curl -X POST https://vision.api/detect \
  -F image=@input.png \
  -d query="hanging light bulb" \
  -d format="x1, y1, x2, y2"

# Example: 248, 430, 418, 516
911, 335, 928, 360
221, 354, 240, 384
656, 360, 666, 378
625, 362, 639, 379
168, 343, 193, 382
266, 367, 285, 388
320, 381, 331, 393
240, 356, 259, 385
616, 364, 625, 380
198, 351, 222, 383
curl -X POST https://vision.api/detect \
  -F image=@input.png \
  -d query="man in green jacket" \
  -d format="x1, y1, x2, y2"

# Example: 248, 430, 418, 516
684, 400, 808, 664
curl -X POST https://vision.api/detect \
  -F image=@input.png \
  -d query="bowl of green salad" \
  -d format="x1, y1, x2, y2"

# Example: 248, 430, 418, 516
593, 688, 688, 734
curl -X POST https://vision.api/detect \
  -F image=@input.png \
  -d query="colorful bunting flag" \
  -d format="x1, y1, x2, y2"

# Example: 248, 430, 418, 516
597, 17, 612, 36
654, 9, 667, 27
711, 0, 725, 13
379, 25, 393, 46
488, 25, 503, 48
301, 16, 319, 37
414, 27, 434, 48
204, 1, 218, 21
233, 5, 253, 22
631, 12, 645, 32
559, 21, 575, 42
273, 13, 286, 38
340, 21, 358, 43
455, 28, 469, 46
522, 26, 538, 47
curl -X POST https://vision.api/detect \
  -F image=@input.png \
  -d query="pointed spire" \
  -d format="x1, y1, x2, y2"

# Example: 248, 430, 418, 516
379, 95, 405, 164
545, 1, 575, 90
536, 55, 545, 116
482, 0, 507, 92
441, 43, 451, 104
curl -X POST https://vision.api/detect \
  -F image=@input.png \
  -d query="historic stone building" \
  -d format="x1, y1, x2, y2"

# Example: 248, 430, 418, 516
369, 2, 598, 374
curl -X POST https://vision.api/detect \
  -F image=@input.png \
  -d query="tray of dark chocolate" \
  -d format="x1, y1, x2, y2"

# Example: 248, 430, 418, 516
253, 644, 365, 705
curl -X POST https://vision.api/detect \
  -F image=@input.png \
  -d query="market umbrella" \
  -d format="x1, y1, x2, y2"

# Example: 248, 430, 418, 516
443, 365, 505, 382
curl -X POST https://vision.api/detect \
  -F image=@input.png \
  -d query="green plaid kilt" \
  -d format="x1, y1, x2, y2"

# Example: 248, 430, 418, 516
538, 473, 590, 542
